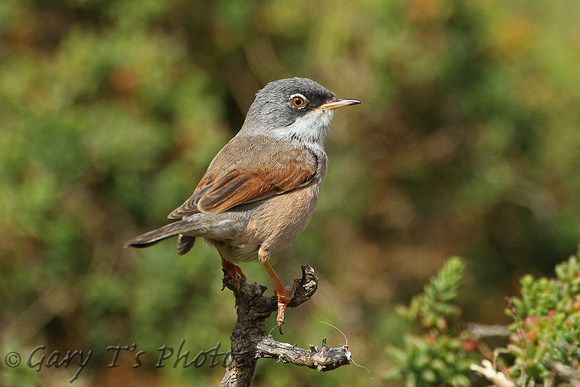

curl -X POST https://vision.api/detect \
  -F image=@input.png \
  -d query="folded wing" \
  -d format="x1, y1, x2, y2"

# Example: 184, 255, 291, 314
168, 136, 317, 218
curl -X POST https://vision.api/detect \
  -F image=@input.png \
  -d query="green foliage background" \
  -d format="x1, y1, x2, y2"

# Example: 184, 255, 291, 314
1, 0, 579, 385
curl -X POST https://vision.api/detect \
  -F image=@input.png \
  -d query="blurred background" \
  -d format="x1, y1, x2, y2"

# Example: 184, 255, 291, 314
1, 0, 579, 385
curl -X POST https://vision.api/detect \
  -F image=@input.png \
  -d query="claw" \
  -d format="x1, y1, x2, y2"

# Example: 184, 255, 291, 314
221, 257, 246, 289
268, 324, 283, 336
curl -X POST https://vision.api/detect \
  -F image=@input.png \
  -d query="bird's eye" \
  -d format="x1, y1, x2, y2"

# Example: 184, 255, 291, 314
290, 94, 307, 109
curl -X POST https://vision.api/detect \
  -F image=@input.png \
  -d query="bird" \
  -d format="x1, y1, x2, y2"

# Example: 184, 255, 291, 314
125, 77, 360, 327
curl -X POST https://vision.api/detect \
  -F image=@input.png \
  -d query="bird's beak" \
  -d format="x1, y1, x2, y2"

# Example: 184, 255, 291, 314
317, 97, 362, 111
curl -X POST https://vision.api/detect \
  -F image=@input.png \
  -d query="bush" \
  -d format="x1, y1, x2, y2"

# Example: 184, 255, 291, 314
386, 253, 580, 386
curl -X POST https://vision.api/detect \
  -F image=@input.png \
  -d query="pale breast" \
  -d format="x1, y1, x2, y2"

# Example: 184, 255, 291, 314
212, 182, 320, 263
250, 182, 321, 253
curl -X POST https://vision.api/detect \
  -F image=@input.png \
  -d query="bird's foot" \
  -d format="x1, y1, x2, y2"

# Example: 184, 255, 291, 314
221, 259, 246, 289
274, 279, 300, 333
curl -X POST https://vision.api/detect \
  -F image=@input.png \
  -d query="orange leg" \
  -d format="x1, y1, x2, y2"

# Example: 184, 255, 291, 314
221, 256, 246, 288
258, 247, 297, 326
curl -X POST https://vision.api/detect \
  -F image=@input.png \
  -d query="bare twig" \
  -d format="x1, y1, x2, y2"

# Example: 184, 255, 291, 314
465, 323, 510, 340
544, 361, 580, 387
219, 265, 351, 387
470, 360, 516, 387
256, 336, 351, 371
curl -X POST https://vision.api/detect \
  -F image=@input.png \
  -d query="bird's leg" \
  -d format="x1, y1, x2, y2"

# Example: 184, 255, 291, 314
220, 256, 246, 289
258, 247, 297, 327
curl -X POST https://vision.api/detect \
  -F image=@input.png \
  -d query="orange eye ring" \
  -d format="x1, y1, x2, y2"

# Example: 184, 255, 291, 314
290, 94, 307, 109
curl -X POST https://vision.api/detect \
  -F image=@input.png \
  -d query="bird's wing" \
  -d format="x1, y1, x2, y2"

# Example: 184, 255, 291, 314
168, 136, 317, 218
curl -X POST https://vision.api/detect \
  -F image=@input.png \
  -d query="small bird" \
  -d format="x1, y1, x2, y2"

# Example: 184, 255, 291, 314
125, 77, 360, 326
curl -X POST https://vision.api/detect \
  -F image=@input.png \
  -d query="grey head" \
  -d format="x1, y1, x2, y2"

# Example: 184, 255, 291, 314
239, 77, 361, 145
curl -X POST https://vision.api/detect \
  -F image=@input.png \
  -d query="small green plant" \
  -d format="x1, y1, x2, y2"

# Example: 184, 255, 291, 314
384, 257, 481, 387
503, 255, 580, 385
386, 253, 580, 387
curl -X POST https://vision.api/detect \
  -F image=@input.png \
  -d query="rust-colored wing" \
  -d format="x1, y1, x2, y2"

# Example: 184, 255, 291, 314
168, 136, 317, 218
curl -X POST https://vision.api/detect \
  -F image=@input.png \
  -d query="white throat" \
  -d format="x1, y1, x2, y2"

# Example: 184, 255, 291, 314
273, 109, 335, 145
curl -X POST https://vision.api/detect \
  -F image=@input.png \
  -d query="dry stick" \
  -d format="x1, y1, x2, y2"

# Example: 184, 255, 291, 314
219, 265, 351, 387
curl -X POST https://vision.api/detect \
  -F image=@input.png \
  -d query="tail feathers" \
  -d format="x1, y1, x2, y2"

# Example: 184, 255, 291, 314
125, 219, 202, 250
177, 235, 196, 256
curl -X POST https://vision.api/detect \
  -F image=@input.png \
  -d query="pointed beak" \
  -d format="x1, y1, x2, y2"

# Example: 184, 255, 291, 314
317, 97, 362, 111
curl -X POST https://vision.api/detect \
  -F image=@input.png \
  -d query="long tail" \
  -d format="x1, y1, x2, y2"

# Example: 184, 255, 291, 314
125, 219, 202, 251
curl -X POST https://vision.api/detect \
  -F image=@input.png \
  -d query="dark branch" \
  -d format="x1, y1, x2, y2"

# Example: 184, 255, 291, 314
219, 265, 350, 387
